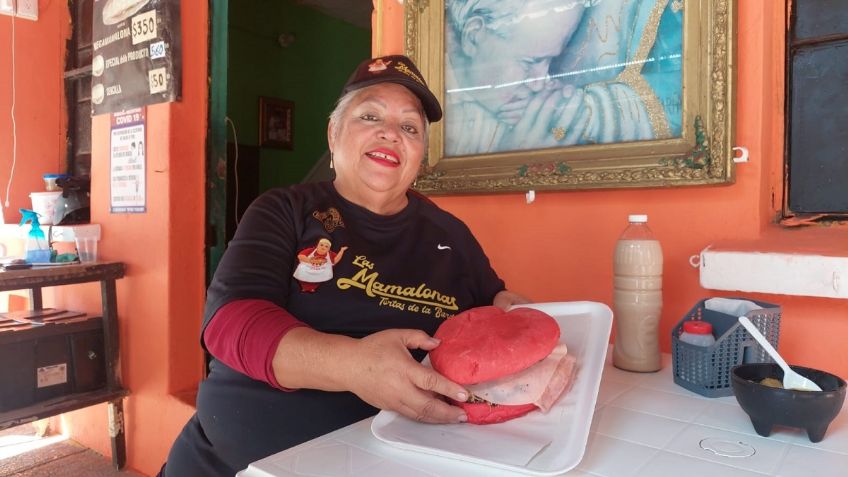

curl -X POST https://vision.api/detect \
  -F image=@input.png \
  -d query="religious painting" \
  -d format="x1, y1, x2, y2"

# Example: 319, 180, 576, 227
405, 0, 736, 193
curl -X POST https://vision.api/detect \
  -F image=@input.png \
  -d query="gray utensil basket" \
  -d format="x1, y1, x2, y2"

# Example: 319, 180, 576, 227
671, 298, 781, 397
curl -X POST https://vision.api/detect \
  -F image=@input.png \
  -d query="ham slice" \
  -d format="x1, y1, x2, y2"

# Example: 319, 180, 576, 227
466, 344, 577, 412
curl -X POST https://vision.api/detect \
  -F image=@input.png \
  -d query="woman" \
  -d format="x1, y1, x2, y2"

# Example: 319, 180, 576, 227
162, 55, 528, 476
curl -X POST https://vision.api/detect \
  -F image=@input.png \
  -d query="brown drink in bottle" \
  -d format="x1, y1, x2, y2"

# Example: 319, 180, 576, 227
613, 214, 663, 372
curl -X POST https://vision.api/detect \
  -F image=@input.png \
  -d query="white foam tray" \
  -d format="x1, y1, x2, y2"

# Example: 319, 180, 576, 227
370, 301, 613, 475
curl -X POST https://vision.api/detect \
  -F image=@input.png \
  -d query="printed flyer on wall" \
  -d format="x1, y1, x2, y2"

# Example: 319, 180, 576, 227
110, 108, 147, 213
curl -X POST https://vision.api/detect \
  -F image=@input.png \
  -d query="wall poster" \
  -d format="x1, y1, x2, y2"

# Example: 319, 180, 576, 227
110, 108, 147, 213
91, 0, 182, 115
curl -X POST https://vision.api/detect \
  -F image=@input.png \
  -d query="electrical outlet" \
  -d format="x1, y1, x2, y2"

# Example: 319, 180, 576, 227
16, 0, 37, 21
0, 0, 16, 17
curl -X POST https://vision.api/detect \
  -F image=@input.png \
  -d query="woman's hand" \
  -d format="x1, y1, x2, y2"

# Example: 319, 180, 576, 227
273, 327, 468, 424
493, 290, 531, 310
345, 329, 469, 424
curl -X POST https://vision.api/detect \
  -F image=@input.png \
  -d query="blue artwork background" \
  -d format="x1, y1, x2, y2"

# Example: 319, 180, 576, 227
443, 0, 684, 157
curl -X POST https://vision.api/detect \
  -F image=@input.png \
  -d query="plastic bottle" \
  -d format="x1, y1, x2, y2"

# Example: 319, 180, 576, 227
679, 321, 716, 347
20, 208, 53, 263
612, 214, 663, 372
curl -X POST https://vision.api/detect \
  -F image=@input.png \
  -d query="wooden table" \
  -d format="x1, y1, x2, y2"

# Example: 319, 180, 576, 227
0, 262, 128, 469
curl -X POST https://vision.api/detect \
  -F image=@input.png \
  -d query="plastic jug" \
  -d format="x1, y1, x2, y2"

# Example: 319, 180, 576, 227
612, 214, 663, 372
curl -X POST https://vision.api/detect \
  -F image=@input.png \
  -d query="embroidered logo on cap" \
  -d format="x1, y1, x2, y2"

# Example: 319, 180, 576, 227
368, 59, 391, 72
394, 63, 426, 87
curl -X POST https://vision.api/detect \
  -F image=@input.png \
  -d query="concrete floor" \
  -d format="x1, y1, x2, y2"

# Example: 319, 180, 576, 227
0, 423, 139, 477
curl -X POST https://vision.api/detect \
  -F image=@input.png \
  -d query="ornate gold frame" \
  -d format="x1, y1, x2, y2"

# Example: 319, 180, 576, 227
406, 0, 737, 194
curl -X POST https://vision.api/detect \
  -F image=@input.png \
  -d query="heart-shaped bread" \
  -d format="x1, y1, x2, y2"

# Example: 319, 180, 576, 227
429, 306, 560, 385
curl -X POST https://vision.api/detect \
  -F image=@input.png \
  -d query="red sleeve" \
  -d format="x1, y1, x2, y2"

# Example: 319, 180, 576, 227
203, 299, 309, 390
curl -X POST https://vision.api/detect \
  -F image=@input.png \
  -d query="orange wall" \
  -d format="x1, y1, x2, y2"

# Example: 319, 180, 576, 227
0, 8, 68, 221
1, 1, 845, 476
0, 2, 208, 476
380, 2, 847, 380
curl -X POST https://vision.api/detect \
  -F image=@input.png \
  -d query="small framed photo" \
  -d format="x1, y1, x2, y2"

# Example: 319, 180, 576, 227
259, 97, 294, 149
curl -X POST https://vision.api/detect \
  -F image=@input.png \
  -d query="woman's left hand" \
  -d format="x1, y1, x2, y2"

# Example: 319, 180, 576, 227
493, 290, 532, 310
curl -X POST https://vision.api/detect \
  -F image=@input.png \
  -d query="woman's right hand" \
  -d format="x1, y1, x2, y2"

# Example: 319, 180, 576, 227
345, 329, 469, 424
273, 327, 468, 424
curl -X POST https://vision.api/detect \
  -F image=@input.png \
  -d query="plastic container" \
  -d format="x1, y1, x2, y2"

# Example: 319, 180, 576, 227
672, 297, 781, 397
612, 214, 663, 372
371, 301, 613, 476
679, 321, 716, 346
29, 191, 62, 225
42, 174, 69, 191
74, 227, 100, 263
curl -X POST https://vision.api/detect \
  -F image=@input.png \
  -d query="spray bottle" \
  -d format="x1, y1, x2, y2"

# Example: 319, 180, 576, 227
20, 208, 53, 263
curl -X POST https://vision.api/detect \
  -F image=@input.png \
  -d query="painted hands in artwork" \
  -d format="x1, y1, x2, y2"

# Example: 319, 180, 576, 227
498, 81, 588, 149
497, 79, 653, 151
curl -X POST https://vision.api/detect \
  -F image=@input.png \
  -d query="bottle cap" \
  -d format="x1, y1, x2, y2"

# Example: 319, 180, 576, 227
628, 214, 648, 223
683, 320, 713, 335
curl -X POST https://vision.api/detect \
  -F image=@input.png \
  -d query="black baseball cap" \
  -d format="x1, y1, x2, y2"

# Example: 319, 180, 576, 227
342, 55, 442, 123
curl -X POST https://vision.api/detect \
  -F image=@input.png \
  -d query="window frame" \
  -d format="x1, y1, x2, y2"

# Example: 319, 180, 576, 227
64, 0, 94, 178
783, 0, 848, 223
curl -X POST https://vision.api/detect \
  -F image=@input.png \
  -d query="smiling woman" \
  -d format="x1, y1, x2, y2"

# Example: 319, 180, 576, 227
160, 55, 530, 477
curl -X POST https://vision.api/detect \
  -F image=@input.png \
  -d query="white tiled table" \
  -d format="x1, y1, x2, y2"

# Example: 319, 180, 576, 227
239, 352, 848, 477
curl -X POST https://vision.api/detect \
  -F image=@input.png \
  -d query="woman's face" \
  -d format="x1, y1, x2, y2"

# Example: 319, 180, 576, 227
329, 83, 427, 213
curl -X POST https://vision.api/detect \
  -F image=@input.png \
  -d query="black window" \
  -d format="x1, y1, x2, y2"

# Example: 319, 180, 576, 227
64, 0, 93, 178
786, 0, 848, 218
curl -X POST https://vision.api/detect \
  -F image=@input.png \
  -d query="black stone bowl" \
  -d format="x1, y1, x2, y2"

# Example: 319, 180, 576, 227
731, 363, 846, 442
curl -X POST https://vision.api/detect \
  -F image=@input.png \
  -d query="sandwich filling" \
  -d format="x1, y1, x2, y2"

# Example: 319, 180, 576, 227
429, 306, 578, 423
464, 343, 577, 412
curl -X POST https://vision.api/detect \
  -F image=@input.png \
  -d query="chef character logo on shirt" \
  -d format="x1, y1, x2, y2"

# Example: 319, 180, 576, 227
293, 238, 348, 293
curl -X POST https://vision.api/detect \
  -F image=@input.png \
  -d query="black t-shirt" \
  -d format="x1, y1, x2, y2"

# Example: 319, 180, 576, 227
186, 182, 505, 473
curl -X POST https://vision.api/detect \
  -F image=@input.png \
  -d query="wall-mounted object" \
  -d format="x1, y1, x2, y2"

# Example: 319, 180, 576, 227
259, 97, 294, 150
0, 0, 36, 20
91, 0, 182, 115
406, 0, 738, 194
697, 245, 848, 299
15, 0, 36, 20
0, 0, 15, 17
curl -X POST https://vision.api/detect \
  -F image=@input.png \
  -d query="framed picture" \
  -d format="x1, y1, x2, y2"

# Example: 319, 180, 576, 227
405, 0, 737, 194
259, 97, 294, 149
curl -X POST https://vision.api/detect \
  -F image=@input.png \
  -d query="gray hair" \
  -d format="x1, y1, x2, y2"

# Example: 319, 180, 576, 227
328, 87, 430, 144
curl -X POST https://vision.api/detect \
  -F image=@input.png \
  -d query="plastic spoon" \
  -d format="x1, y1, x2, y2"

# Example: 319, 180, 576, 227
738, 316, 822, 391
